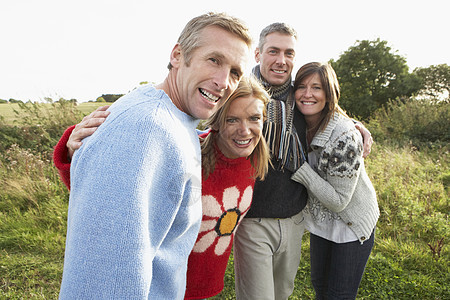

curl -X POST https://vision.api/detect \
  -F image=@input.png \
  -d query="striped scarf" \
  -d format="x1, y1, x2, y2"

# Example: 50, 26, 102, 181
253, 65, 306, 172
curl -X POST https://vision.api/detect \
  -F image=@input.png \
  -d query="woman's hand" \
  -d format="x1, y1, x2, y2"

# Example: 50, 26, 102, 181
354, 122, 373, 158
67, 105, 110, 159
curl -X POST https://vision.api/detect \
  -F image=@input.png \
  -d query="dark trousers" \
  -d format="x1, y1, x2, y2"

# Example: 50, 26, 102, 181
310, 230, 375, 300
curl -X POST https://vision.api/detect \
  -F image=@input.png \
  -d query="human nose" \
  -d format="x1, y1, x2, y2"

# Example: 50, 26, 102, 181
238, 120, 251, 135
275, 53, 286, 65
303, 87, 312, 98
213, 68, 230, 91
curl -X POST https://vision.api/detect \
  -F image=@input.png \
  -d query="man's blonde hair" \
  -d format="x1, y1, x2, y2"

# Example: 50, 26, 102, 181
168, 12, 252, 69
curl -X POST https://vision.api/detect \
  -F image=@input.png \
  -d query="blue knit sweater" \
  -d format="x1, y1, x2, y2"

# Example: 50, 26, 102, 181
59, 85, 202, 299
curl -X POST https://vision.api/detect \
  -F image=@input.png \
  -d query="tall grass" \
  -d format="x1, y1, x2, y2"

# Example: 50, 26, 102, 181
1, 99, 449, 299
1, 145, 68, 299
0, 100, 78, 298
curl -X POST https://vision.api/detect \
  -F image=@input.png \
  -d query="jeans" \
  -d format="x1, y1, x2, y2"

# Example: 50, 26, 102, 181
310, 230, 375, 300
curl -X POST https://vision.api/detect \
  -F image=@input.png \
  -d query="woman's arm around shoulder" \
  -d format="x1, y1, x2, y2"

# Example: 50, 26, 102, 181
53, 125, 76, 190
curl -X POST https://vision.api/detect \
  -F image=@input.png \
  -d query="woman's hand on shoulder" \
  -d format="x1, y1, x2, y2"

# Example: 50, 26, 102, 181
354, 121, 373, 158
67, 105, 110, 158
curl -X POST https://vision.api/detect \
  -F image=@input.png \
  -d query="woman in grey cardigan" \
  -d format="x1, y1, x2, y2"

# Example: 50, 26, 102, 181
291, 62, 379, 300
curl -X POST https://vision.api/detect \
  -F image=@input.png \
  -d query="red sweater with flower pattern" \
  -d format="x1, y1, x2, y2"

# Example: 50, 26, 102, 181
185, 133, 255, 299
53, 128, 255, 299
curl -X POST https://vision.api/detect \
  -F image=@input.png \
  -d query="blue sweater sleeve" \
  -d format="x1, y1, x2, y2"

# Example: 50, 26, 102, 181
59, 94, 202, 299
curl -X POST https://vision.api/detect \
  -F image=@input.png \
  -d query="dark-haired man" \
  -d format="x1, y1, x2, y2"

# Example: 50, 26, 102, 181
233, 22, 373, 300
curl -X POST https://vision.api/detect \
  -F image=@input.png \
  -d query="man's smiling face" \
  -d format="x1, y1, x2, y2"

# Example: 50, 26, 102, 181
255, 32, 296, 86
173, 25, 250, 120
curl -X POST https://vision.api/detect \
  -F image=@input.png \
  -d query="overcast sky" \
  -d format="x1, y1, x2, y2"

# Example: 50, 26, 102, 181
1, 0, 448, 102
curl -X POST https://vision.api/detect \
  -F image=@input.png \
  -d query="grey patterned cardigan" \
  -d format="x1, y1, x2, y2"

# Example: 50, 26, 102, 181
291, 112, 379, 244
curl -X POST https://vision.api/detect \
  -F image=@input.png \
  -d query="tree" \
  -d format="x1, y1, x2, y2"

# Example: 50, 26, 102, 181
413, 64, 450, 103
97, 94, 124, 102
56, 98, 78, 104
330, 39, 420, 120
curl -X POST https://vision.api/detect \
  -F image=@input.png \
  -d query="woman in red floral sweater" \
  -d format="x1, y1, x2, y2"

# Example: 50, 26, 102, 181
53, 75, 271, 299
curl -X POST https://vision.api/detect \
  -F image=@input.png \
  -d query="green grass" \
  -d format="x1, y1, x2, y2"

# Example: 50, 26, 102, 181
0, 102, 107, 125
1, 145, 69, 299
76, 102, 111, 115
1, 100, 449, 299
0, 103, 20, 124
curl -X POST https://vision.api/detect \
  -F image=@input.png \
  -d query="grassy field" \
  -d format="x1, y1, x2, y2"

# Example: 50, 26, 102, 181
0, 102, 106, 124
0, 100, 449, 299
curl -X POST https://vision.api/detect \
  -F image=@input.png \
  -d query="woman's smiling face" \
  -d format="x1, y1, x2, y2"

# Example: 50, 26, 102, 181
295, 73, 327, 124
215, 95, 265, 159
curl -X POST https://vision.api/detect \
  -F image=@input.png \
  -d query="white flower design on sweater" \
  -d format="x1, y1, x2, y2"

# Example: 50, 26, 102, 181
192, 186, 253, 256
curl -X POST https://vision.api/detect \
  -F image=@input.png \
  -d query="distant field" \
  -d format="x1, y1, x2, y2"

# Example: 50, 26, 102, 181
76, 102, 111, 114
0, 102, 107, 124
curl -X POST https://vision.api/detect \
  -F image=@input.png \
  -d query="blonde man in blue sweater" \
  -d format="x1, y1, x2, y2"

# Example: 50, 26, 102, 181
59, 12, 252, 299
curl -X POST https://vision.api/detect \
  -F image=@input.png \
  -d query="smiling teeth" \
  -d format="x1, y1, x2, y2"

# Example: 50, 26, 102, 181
235, 139, 251, 145
302, 101, 316, 105
273, 70, 285, 74
200, 88, 219, 103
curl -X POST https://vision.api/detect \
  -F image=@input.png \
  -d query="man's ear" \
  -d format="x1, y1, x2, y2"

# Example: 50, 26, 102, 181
170, 44, 183, 68
255, 47, 261, 63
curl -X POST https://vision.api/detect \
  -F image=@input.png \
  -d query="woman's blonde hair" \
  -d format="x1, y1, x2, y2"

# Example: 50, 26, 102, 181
201, 75, 270, 180
293, 62, 348, 133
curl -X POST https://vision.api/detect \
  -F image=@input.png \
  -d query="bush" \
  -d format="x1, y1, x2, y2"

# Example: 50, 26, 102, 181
0, 99, 84, 159
367, 99, 450, 147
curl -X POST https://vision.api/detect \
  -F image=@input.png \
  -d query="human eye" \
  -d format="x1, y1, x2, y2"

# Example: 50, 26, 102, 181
231, 69, 241, 80
286, 51, 295, 58
209, 57, 218, 64
250, 115, 261, 122
226, 118, 237, 123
